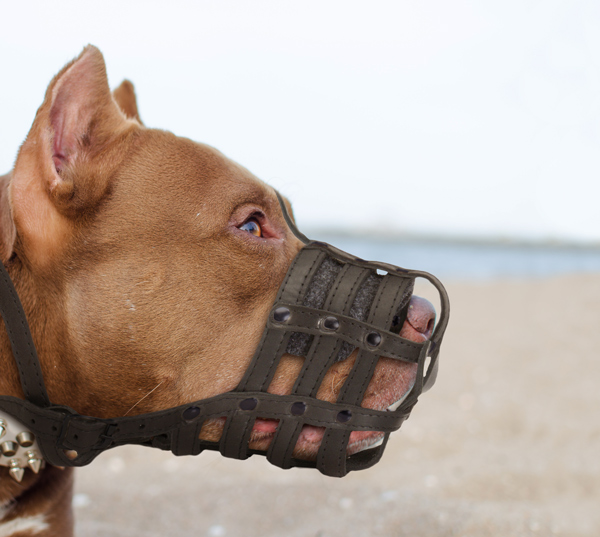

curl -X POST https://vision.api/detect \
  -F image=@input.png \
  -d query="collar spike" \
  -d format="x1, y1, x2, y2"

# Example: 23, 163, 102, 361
9, 460, 25, 483
27, 457, 42, 474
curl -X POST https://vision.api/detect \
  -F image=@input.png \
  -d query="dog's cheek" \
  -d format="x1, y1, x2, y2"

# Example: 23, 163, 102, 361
209, 240, 287, 307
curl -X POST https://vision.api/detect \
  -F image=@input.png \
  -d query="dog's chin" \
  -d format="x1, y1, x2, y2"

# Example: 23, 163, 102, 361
198, 357, 418, 461
247, 421, 387, 460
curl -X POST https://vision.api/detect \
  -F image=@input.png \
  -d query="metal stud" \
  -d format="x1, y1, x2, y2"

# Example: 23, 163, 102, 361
290, 402, 307, 416
1, 441, 18, 457
273, 307, 291, 323
182, 406, 201, 421
366, 331, 382, 347
239, 398, 258, 411
9, 460, 24, 483
64, 449, 78, 460
321, 316, 340, 331
336, 410, 352, 423
16, 431, 35, 448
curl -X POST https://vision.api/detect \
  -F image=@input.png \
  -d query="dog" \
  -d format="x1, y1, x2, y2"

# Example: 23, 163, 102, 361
0, 46, 436, 536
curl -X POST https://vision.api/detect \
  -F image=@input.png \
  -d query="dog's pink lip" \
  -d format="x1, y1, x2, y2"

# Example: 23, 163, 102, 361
249, 419, 385, 457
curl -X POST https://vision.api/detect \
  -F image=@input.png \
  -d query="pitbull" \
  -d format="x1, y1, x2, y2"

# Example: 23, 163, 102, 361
0, 46, 436, 536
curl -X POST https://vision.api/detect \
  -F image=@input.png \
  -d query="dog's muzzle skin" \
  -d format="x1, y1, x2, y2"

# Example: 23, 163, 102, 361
0, 193, 449, 479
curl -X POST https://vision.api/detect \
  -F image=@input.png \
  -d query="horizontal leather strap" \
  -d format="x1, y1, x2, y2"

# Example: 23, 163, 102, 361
267, 305, 423, 363
0, 390, 411, 467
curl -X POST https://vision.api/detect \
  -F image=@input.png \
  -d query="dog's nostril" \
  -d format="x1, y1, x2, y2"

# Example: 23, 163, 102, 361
407, 296, 436, 335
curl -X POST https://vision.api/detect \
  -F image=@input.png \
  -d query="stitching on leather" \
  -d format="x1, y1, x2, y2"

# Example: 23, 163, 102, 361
281, 310, 420, 349
296, 249, 324, 302
258, 332, 288, 391
336, 431, 348, 475
344, 277, 405, 404
273, 311, 421, 362
323, 264, 349, 309
294, 334, 325, 392
0, 270, 46, 403
341, 268, 367, 314
294, 265, 364, 394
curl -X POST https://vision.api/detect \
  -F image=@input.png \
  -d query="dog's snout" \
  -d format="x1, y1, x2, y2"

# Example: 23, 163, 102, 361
400, 296, 436, 342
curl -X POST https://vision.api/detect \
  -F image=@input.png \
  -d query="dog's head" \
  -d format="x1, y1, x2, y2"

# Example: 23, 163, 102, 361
2, 46, 438, 463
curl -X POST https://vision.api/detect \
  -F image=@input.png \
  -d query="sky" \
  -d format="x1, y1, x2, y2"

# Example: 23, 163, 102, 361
1, 1, 598, 243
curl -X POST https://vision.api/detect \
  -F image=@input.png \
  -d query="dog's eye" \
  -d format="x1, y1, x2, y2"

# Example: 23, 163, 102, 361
238, 219, 262, 237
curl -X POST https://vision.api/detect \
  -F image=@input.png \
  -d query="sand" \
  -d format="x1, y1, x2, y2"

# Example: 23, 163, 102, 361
73, 274, 600, 537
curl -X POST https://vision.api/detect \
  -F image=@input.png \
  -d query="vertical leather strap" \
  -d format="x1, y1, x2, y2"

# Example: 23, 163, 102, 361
266, 265, 370, 469
0, 261, 50, 407
316, 273, 413, 476
220, 247, 325, 460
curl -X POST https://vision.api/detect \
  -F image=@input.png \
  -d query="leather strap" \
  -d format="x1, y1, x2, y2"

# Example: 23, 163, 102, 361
0, 261, 50, 407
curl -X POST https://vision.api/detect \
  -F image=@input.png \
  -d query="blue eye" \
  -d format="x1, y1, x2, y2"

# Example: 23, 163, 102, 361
238, 219, 262, 237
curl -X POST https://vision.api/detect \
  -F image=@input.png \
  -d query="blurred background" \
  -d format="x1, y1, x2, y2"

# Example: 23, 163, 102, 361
1, 1, 599, 536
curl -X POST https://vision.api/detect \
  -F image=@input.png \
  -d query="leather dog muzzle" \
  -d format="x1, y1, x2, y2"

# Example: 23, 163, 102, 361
0, 193, 449, 479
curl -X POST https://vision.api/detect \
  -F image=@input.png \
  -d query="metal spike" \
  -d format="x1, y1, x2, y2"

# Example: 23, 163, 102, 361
0, 425, 5, 439
16, 431, 35, 448
27, 457, 42, 474
9, 460, 24, 483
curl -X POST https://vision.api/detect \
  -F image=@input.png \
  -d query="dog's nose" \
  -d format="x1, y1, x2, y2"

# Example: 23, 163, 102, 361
399, 296, 436, 342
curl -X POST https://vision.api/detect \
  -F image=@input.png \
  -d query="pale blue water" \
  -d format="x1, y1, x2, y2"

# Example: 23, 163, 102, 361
309, 233, 600, 281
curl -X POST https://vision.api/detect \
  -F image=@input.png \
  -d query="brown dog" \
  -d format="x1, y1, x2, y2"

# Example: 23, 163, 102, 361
0, 46, 435, 536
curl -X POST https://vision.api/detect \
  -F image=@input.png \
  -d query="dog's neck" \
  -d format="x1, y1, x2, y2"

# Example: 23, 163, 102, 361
0, 174, 75, 537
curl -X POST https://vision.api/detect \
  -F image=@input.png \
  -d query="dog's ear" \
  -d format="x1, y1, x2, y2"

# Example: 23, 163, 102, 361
113, 79, 143, 124
9, 45, 137, 266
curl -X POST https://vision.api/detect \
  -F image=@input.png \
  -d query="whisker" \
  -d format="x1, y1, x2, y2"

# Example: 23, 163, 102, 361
124, 380, 164, 416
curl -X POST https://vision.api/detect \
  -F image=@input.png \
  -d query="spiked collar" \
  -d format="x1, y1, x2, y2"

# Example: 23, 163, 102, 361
0, 412, 44, 482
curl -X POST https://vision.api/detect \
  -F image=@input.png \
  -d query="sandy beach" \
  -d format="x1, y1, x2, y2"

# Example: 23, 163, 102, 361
73, 274, 600, 537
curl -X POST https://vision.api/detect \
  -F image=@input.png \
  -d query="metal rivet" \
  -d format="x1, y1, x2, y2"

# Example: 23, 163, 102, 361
182, 406, 201, 421
336, 410, 352, 423
322, 316, 340, 331
9, 460, 24, 483
64, 449, 78, 460
1, 441, 18, 457
239, 398, 258, 411
290, 402, 306, 416
273, 307, 291, 323
366, 331, 382, 347
16, 432, 35, 448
